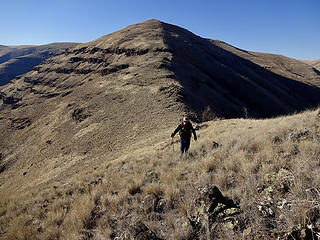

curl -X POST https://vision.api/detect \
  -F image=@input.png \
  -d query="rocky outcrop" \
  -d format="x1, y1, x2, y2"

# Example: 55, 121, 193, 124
71, 108, 91, 122
10, 117, 31, 129
132, 221, 164, 240
187, 185, 242, 239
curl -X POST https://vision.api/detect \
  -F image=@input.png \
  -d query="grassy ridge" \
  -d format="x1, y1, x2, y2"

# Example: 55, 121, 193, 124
1, 108, 320, 239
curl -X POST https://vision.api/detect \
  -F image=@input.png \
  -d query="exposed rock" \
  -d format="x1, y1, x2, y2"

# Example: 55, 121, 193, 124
133, 221, 164, 240
89, 177, 102, 187
61, 91, 72, 97
2, 96, 21, 105
143, 170, 159, 184
71, 108, 90, 122
188, 185, 242, 238
40, 93, 60, 99
212, 141, 220, 149
0, 164, 6, 173
142, 193, 166, 214
99, 64, 129, 76
285, 225, 319, 240
272, 136, 282, 144
10, 117, 31, 129
288, 128, 311, 142
68, 46, 150, 57
277, 199, 292, 210
305, 188, 320, 199
257, 196, 275, 217
259, 168, 294, 196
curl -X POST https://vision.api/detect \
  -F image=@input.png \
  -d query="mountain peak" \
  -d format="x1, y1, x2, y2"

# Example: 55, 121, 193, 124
80, 19, 166, 50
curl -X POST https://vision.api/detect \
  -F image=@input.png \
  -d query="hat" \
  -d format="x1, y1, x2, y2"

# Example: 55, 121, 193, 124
182, 117, 189, 122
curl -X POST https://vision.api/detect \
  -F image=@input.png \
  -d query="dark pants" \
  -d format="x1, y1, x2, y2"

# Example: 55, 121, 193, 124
180, 138, 190, 154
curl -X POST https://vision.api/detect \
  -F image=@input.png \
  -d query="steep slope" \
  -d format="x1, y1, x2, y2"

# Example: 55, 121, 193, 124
0, 43, 79, 85
158, 24, 320, 118
302, 58, 320, 71
213, 41, 320, 85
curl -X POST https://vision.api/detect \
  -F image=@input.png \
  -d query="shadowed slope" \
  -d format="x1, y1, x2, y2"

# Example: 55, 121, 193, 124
160, 22, 320, 118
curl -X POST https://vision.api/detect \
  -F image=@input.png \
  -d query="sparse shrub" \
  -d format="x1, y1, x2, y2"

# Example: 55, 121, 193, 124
128, 181, 142, 195
202, 105, 216, 122
243, 106, 249, 119
143, 183, 164, 196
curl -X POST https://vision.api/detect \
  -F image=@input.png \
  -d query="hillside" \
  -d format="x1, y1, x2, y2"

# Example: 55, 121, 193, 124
1, 19, 320, 239
2, 107, 320, 239
0, 43, 79, 86
302, 59, 320, 71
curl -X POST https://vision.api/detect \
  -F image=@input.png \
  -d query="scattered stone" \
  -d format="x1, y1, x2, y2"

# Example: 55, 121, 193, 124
261, 169, 293, 196
143, 170, 159, 184
212, 141, 220, 149
71, 108, 90, 122
243, 226, 252, 237
285, 225, 317, 240
272, 136, 282, 144
0, 164, 6, 173
305, 188, 320, 199
257, 196, 275, 217
277, 199, 291, 210
133, 221, 164, 240
142, 193, 166, 214
279, 214, 286, 221
89, 177, 102, 187
188, 185, 241, 238
288, 128, 311, 142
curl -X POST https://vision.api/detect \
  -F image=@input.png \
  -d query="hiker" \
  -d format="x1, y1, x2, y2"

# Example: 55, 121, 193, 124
171, 117, 197, 154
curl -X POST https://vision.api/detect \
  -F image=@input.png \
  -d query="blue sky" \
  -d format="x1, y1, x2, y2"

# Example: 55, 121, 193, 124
1, 0, 319, 60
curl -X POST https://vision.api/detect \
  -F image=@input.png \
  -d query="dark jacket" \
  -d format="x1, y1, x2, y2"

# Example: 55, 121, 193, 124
171, 121, 197, 140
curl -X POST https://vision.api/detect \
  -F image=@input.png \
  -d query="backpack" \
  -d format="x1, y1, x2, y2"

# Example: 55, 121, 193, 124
179, 122, 192, 139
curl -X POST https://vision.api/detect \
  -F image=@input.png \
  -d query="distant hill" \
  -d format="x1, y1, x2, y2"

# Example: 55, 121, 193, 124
0, 42, 79, 85
302, 58, 320, 71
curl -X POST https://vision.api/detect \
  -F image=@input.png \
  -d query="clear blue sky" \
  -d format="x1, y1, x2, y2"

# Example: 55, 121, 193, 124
1, 0, 319, 60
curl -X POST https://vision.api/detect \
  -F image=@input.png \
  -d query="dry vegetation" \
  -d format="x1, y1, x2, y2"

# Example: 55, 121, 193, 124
2, 20, 320, 240
1, 108, 320, 239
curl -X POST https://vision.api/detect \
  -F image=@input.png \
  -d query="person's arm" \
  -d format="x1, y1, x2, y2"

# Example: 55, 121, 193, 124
171, 124, 181, 137
190, 123, 197, 140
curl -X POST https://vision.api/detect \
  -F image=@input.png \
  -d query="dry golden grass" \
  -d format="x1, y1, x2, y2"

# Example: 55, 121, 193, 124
1, 108, 320, 239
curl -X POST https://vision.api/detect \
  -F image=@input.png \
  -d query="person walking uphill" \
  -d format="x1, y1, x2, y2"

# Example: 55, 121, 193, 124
171, 117, 197, 154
